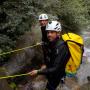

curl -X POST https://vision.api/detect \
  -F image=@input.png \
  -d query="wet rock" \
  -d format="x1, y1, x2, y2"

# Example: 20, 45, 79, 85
87, 76, 90, 82
0, 68, 13, 90
17, 75, 47, 90
3, 31, 43, 75
80, 76, 90, 90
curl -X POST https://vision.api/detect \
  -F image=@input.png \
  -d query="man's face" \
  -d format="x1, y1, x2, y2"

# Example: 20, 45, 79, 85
39, 20, 48, 27
47, 31, 59, 42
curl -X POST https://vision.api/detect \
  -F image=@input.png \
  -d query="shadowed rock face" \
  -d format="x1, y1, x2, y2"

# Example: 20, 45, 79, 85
3, 31, 43, 75
2, 31, 45, 90
17, 75, 47, 90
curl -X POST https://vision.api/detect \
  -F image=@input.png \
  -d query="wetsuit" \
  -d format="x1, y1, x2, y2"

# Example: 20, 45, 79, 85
41, 26, 49, 65
38, 37, 70, 90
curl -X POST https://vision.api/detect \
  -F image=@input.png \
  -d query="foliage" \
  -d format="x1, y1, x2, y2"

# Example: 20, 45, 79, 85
0, 0, 37, 63
0, 0, 90, 64
43, 0, 90, 32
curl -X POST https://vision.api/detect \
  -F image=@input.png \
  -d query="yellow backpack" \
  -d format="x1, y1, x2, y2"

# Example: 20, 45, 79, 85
62, 33, 84, 76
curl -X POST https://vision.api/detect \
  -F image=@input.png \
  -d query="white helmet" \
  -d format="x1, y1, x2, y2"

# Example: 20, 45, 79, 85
46, 21, 62, 32
38, 14, 48, 20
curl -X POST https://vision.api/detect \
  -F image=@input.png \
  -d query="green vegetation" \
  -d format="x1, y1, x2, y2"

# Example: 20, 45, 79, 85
0, 0, 90, 64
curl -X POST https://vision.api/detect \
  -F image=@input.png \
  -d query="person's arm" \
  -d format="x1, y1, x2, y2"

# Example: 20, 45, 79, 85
38, 44, 70, 75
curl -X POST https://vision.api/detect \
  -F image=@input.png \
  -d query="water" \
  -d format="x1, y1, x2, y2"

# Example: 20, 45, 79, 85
76, 31, 90, 86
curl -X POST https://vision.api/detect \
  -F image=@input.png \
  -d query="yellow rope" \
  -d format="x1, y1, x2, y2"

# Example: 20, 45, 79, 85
0, 73, 30, 79
0, 42, 42, 56
0, 42, 43, 79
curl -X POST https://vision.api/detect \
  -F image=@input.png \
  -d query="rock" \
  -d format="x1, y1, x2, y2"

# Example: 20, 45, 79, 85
0, 68, 13, 90
82, 76, 90, 89
17, 75, 47, 90
3, 31, 43, 75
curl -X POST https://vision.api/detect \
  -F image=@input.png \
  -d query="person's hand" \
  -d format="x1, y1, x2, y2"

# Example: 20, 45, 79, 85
41, 65, 46, 70
28, 70, 38, 76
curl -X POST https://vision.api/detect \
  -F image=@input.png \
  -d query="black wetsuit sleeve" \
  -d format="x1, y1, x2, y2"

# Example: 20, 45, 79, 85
38, 44, 70, 75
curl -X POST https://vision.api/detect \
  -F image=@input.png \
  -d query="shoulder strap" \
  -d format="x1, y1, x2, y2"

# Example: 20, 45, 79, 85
56, 39, 65, 47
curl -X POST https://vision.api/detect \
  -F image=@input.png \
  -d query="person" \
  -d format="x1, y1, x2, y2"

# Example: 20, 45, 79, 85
38, 13, 49, 43
38, 14, 49, 70
29, 21, 70, 90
